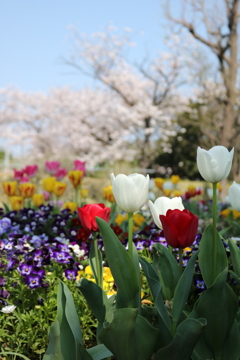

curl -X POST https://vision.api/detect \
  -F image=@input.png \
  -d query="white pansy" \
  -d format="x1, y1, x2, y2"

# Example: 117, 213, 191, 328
1, 305, 16, 313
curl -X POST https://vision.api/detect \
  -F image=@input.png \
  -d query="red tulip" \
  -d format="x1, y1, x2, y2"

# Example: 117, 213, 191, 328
78, 203, 111, 232
160, 209, 198, 248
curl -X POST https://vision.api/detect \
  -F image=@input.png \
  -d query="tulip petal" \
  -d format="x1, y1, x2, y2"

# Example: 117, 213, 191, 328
148, 200, 162, 229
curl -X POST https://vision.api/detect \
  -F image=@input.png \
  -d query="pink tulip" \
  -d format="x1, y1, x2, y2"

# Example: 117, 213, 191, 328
24, 165, 38, 177
43, 191, 50, 201
53, 168, 68, 181
45, 161, 60, 174
20, 176, 30, 183
13, 169, 25, 181
74, 160, 86, 176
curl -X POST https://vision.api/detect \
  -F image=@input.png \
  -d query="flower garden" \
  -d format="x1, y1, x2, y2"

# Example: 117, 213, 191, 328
1, 146, 240, 360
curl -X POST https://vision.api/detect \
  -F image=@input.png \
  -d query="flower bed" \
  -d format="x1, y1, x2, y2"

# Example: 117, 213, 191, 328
1, 146, 240, 360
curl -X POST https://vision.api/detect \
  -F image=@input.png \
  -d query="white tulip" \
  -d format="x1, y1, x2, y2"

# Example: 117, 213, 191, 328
1, 305, 16, 313
148, 196, 184, 229
229, 181, 240, 211
197, 146, 234, 183
111, 173, 149, 213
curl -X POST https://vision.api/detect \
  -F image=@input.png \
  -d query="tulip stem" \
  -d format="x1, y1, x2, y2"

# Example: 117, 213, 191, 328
128, 212, 134, 258
212, 182, 217, 283
94, 235, 102, 288
178, 248, 183, 275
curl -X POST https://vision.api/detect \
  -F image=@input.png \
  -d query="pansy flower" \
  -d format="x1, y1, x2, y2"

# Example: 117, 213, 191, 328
25, 274, 43, 289
64, 268, 78, 280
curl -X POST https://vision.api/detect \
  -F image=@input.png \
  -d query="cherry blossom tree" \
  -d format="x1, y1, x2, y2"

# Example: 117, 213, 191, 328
165, 0, 240, 180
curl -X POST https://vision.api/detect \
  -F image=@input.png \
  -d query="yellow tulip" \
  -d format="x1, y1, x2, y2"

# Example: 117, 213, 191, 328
163, 189, 172, 197
103, 185, 115, 203
68, 170, 83, 188
154, 177, 164, 190
53, 181, 67, 197
19, 183, 36, 198
81, 189, 89, 199
2, 181, 17, 196
172, 190, 182, 197
42, 177, 56, 193
171, 175, 180, 184
63, 202, 77, 213
32, 193, 45, 207
9, 196, 23, 211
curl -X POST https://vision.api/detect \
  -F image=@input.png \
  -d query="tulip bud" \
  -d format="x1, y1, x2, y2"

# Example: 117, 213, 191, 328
2, 181, 17, 196
197, 146, 234, 183
149, 196, 184, 229
229, 181, 240, 211
32, 194, 45, 207
42, 177, 56, 193
111, 173, 149, 213
160, 209, 198, 248
78, 203, 111, 232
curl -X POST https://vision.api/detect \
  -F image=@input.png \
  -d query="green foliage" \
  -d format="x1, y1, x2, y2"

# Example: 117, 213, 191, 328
0, 263, 97, 359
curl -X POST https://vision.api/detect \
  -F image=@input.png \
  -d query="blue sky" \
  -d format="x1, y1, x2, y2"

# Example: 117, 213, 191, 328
0, 0, 171, 93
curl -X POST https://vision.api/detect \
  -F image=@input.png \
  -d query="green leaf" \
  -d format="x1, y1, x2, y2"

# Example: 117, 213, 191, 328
222, 320, 240, 360
3, 202, 10, 213
44, 282, 93, 360
152, 243, 179, 300
154, 318, 207, 360
99, 308, 160, 360
96, 217, 139, 308
228, 239, 240, 278
78, 277, 111, 337
87, 344, 113, 360
0, 352, 31, 360
172, 250, 199, 327
198, 224, 228, 287
195, 269, 238, 358
139, 257, 172, 349
43, 320, 63, 360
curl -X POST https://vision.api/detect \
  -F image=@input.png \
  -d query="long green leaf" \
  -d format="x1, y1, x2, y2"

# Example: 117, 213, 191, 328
198, 224, 228, 287
152, 243, 179, 300
99, 308, 159, 360
228, 239, 240, 278
222, 320, 240, 360
172, 250, 199, 326
139, 257, 172, 334
44, 282, 93, 360
96, 217, 139, 308
87, 344, 113, 360
195, 269, 238, 358
78, 277, 111, 338
154, 318, 206, 360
